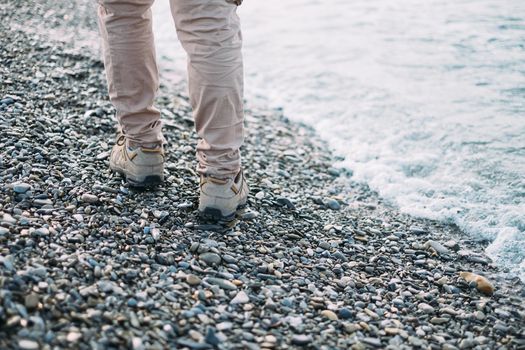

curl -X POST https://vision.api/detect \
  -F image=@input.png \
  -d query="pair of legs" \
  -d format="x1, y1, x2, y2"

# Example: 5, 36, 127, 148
97, 0, 244, 178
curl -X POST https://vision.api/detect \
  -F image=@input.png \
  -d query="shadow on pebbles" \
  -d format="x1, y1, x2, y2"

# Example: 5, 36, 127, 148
1, 2, 525, 350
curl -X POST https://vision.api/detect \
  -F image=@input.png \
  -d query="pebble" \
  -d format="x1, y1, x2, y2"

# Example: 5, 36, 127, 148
81, 193, 99, 204
131, 337, 145, 350
338, 308, 352, 320
424, 240, 449, 255
276, 197, 295, 209
459, 272, 495, 295
320, 310, 338, 321
362, 337, 382, 347
199, 252, 221, 265
291, 334, 312, 346
25, 293, 39, 310
18, 340, 39, 350
205, 328, 220, 346
186, 274, 202, 286
230, 291, 250, 304
206, 278, 237, 290
418, 303, 435, 314
216, 322, 233, 331
430, 317, 449, 324
67, 332, 82, 342
13, 182, 31, 193
242, 210, 259, 220
325, 198, 341, 210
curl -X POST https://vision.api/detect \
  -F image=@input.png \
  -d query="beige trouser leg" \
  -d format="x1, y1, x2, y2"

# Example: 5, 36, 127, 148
170, 0, 244, 177
98, 0, 245, 177
97, 0, 163, 145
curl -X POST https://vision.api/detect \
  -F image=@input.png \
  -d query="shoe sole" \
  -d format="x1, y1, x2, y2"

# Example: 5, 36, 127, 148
111, 167, 163, 188
199, 204, 246, 222
127, 175, 164, 188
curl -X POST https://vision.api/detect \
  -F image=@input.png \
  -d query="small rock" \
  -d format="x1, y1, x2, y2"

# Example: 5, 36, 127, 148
459, 272, 494, 295
338, 308, 352, 320
13, 182, 31, 193
291, 334, 312, 346
131, 337, 145, 350
320, 310, 338, 321
362, 337, 382, 347
430, 317, 449, 325
241, 210, 259, 220
81, 193, 99, 204
216, 322, 233, 331
96, 151, 110, 160
18, 340, 39, 350
186, 274, 202, 286
410, 226, 427, 235
199, 252, 221, 265
33, 198, 53, 207
151, 228, 161, 240
25, 293, 39, 310
385, 327, 399, 335
67, 332, 82, 342
33, 227, 49, 237
230, 291, 250, 304
206, 278, 237, 290
325, 198, 341, 210
424, 240, 449, 255
205, 328, 220, 346
473, 311, 485, 320
275, 197, 295, 209
72, 214, 84, 222
418, 303, 435, 314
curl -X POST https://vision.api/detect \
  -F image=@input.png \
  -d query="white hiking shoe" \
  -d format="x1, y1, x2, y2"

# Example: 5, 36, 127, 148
198, 170, 249, 221
109, 135, 165, 187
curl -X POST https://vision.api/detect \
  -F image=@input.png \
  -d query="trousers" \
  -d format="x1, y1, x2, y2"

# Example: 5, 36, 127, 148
97, 0, 244, 177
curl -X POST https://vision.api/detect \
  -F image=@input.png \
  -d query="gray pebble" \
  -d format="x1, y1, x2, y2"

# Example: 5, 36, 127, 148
199, 252, 221, 265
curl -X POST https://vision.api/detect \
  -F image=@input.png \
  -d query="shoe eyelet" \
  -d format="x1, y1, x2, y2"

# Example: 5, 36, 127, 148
117, 135, 126, 146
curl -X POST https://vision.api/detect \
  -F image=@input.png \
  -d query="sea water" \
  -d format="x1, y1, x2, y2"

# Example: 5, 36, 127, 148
152, 0, 525, 280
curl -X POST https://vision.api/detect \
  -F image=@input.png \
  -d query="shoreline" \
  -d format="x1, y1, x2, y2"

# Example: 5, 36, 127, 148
1, 1, 524, 349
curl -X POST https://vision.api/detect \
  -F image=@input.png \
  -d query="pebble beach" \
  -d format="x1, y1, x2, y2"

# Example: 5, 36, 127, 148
1, 1, 524, 349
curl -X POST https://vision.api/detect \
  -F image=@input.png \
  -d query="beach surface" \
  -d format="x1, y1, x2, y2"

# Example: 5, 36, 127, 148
1, 1, 524, 349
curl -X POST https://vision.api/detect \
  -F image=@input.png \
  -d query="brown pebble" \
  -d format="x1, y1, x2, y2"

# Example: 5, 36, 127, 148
459, 271, 495, 295
321, 310, 338, 321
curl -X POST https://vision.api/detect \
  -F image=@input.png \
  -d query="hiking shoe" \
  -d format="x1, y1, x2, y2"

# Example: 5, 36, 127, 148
109, 135, 165, 187
199, 170, 249, 221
